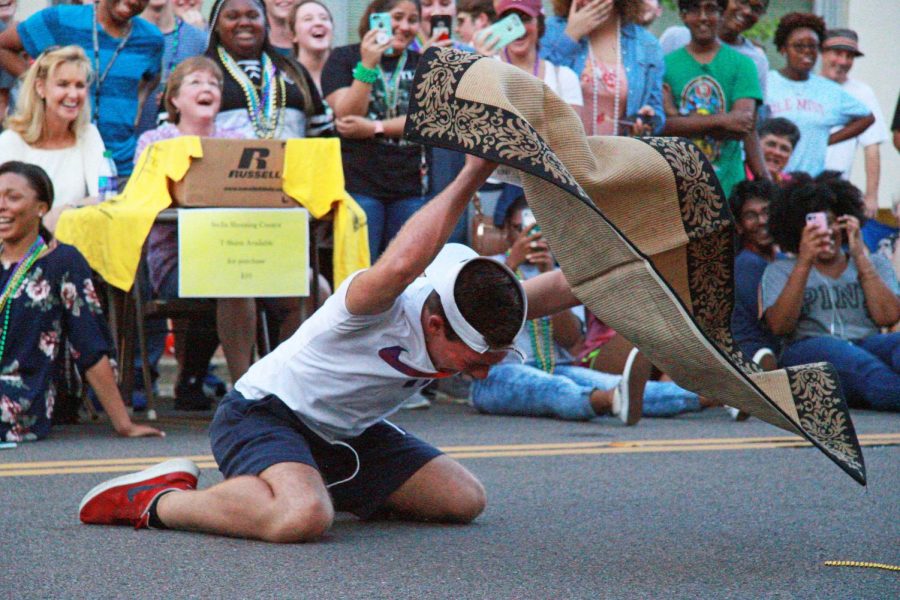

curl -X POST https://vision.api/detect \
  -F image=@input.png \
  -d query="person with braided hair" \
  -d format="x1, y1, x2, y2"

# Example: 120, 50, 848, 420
205, 0, 331, 139
201, 0, 332, 385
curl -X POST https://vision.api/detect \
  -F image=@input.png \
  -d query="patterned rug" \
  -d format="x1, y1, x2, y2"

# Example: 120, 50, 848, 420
404, 48, 865, 485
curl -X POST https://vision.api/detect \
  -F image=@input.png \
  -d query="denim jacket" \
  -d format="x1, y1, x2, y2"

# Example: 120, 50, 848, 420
540, 17, 666, 134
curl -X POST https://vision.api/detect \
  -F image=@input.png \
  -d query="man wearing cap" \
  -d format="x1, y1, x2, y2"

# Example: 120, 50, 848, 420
821, 29, 890, 218
77, 156, 587, 543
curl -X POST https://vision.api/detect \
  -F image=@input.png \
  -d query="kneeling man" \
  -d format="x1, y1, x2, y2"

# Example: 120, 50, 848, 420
78, 156, 595, 542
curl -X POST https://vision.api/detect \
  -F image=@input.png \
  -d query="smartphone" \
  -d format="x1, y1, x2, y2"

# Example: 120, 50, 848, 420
805, 211, 828, 232
475, 13, 526, 53
621, 113, 661, 136
430, 14, 452, 42
521, 208, 540, 233
369, 12, 394, 56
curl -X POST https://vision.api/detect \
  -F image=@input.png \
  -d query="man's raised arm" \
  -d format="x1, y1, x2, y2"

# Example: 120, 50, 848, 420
344, 156, 497, 316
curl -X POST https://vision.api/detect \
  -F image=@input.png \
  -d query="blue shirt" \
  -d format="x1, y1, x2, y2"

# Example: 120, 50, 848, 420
766, 71, 870, 176
540, 17, 665, 134
19, 5, 164, 176
731, 248, 782, 359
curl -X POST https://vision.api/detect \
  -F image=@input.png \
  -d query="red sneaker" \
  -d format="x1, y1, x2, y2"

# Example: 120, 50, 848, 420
79, 458, 200, 529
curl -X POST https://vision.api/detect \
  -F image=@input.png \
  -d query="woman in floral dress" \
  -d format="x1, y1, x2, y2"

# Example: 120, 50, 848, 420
0, 161, 162, 442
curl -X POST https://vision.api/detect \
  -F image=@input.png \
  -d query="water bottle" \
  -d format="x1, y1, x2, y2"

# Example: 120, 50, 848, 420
98, 150, 118, 202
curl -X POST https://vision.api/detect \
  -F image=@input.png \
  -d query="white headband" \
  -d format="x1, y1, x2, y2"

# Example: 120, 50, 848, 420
424, 244, 527, 356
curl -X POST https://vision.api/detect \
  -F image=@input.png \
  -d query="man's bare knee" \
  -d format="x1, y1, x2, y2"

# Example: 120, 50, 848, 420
446, 478, 487, 523
261, 495, 334, 543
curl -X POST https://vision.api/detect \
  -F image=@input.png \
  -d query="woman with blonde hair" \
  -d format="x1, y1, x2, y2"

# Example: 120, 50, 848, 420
0, 46, 111, 232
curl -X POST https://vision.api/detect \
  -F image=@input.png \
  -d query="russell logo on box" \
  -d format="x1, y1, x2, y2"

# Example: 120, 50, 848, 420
229, 148, 280, 179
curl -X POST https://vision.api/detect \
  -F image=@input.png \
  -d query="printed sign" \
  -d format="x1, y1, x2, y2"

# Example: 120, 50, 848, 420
178, 208, 309, 298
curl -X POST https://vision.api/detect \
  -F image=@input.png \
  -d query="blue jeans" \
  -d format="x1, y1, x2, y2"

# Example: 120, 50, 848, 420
352, 192, 429, 260
471, 363, 701, 420
781, 333, 900, 411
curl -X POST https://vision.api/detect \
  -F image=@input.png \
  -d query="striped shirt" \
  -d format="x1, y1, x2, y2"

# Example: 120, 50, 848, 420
18, 5, 164, 176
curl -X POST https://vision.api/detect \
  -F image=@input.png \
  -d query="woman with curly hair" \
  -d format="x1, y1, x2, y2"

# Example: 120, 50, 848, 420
540, 0, 664, 136
761, 172, 900, 410
765, 12, 873, 176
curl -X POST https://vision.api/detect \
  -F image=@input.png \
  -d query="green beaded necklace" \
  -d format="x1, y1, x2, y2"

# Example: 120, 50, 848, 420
217, 46, 286, 139
0, 238, 47, 364
508, 255, 555, 373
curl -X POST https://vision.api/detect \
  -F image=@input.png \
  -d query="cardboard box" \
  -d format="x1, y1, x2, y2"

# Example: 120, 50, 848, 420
171, 138, 296, 208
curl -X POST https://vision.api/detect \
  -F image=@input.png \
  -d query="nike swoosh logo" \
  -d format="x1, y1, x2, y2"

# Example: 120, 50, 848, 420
126, 483, 169, 503
378, 346, 451, 379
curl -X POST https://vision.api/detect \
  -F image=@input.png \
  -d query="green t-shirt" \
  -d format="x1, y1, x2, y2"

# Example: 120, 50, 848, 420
664, 45, 762, 198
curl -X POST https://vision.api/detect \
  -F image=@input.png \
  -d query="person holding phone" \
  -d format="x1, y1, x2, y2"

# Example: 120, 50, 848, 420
761, 172, 900, 411
456, 0, 495, 46
540, 0, 665, 136
493, 0, 583, 120
323, 0, 428, 259
412, 0, 457, 52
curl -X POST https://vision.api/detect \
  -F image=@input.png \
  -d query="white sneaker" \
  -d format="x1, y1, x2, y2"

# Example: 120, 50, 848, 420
611, 348, 648, 426
726, 406, 751, 422
400, 392, 432, 410
726, 349, 775, 422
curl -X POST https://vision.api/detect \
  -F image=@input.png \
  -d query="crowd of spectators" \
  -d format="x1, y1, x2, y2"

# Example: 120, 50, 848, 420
0, 0, 897, 444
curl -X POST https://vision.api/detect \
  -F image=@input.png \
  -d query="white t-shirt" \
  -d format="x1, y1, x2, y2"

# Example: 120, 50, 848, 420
824, 77, 889, 179
543, 60, 584, 106
0, 125, 109, 209
493, 56, 583, 107
235, 272, 441, 441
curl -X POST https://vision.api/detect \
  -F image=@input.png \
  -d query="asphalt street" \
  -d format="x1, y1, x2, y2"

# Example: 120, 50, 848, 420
2, 401, 898, 599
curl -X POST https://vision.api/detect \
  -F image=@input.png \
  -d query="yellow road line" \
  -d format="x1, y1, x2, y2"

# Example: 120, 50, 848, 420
0, 454, 214, 470
443, 433, 900, 452
2, 434, 897, 478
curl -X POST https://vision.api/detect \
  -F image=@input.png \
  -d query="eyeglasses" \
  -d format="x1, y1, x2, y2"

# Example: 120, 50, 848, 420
740, 208, 769, 223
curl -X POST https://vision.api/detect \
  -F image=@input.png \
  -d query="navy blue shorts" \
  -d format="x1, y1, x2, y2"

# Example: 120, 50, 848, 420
209, 390, 443, 519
